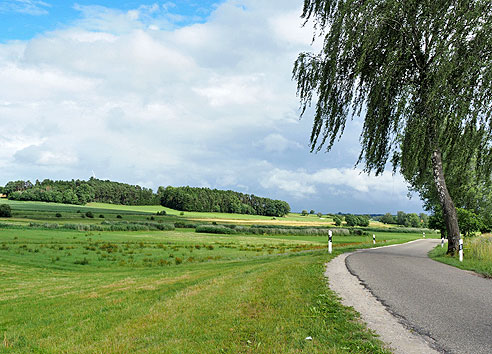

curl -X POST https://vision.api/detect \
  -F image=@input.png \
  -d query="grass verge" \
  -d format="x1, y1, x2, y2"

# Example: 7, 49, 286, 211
428, 236, 492, 278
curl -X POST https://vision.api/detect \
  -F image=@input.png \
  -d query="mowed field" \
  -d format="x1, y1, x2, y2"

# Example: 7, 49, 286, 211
0, 200, 431, 353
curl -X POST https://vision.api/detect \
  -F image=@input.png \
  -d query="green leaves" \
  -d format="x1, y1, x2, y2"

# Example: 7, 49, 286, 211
294, 0, 492, 179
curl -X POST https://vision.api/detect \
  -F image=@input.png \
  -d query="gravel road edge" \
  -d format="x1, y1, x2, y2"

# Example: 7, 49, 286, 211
324, 242, 441, 354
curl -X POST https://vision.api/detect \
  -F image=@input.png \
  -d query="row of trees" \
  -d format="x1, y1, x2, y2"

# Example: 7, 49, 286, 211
159, 186, 291, 217
344, 214, 370, 227
380, 212, 429, 228
3, 178, 159, 206
1, 179, 292, 216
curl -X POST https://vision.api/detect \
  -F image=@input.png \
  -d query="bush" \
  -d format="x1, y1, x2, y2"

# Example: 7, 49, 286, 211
156, 210, 166, 215
174, 221, 198, 229
116, 215, 122, 219
74, 257, 89, 265
99, 214, 105, 218
301, 210, 308, 216
0, 204, 12, 217
196, 225, 237, 234
55, 213, 62, 218
333, 216, 342, 226
85, 211, 94, 218
345, 214, 358, 226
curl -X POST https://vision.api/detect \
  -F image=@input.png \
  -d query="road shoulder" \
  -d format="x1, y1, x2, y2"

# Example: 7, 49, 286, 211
325, 248, 440, 354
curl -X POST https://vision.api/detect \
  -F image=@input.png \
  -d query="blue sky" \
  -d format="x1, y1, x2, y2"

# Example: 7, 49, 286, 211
0, 0, 425, 213
0, 1, 225, 41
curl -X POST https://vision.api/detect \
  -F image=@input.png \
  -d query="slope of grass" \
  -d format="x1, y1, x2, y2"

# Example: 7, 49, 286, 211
0, 227, 402, 353
429, 235, 492, 277
0, 199, 428, 353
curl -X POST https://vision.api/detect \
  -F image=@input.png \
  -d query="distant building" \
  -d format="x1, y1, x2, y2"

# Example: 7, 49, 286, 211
0, 194, 7, 198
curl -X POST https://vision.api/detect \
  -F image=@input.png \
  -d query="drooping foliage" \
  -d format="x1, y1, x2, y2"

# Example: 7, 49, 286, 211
294, 0, 492, 253
159, 186, 291, 217
294, 0, 492, 176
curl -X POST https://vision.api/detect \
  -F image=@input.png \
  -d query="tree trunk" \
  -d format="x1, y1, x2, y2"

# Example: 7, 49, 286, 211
431, 149, 460, 254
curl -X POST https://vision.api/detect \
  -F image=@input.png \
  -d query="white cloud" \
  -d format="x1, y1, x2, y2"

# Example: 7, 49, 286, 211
0, 0, 423, 213
0, 0, 50, 15
261, 167, 408, 198
255, 133, 302, 153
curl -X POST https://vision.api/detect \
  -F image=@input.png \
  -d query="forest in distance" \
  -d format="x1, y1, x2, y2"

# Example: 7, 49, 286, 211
0, 178, 290, 217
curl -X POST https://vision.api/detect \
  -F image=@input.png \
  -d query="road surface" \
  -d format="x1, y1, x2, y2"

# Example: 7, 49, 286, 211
345, 239, 492, 354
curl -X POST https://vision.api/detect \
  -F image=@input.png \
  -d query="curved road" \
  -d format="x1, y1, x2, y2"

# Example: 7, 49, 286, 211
346, 239, 492, 354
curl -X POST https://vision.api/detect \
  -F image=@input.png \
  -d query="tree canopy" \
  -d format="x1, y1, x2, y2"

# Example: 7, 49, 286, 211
294, 0, 492, 253
159, 186, 290, 217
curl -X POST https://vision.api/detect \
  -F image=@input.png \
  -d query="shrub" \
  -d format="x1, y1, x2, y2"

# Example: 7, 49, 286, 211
333, 216, 342, 226
156, 210, 166, 215
196, 225, 237, 234
180, 211, 185, 216
99, 214, 105, 218
174, 221, 198, 229
0, 204, 12, 217
74, 257, 89, 265
85, 211, 94, 218
301, 210, 308, 216
116, 215, 122, 219
55, 213, 62, 218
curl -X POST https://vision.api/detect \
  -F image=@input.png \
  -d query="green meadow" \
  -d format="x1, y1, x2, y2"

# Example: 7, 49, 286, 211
0, 200, 431, 353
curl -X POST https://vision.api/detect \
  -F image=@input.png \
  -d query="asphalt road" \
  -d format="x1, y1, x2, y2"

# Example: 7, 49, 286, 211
346, 239, 492, 354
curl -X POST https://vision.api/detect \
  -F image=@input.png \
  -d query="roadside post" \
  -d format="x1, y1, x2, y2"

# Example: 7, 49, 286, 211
423, 232, 425, 238
459, 237, 463, 262
328, 230, 332, 254
441, 235, 444, 248
372, 234, 376, 245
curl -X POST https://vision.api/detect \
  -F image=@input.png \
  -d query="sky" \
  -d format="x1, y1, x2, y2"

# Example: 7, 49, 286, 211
0, 0, 425, 214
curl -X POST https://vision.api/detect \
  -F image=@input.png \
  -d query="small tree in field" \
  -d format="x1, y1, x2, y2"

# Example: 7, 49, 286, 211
333, 215, 342, 226
0, 204, 12, 217
294, 0, 492, 254
380, 213, 395, 225
301, 210, 308, 216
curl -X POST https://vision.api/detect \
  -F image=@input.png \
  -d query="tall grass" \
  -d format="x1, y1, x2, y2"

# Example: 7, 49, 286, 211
429, 234, 492, 277
467, 234, 492, 264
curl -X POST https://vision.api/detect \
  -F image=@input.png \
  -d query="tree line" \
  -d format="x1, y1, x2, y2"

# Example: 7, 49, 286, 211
159, 186, 291, 217
2, 178, 158, 206
0, 179, 291, 216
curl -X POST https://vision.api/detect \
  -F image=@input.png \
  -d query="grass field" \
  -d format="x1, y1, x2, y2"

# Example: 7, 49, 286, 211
0, 199, 428, 353
1, 199, 396, 228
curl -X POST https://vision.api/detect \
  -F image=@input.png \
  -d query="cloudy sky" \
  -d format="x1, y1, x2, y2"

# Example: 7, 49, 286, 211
0, 0, 425, 213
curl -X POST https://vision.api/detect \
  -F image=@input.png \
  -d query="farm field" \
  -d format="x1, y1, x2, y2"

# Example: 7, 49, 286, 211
2, 199, 396, 227
0, 200, 432, 353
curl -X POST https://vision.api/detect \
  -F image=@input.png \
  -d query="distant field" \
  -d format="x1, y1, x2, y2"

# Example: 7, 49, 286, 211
0, 199, 427, 353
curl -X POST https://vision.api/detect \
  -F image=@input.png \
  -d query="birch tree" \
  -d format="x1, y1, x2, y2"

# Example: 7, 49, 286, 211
293, 0, 492, 254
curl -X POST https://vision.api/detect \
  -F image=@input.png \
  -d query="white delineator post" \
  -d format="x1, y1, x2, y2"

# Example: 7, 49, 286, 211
328, 230, 333, 254
373, 234, 376, 245
441, 235, 445, 248
423, 232, 425, 238
459, 237, 463, 262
